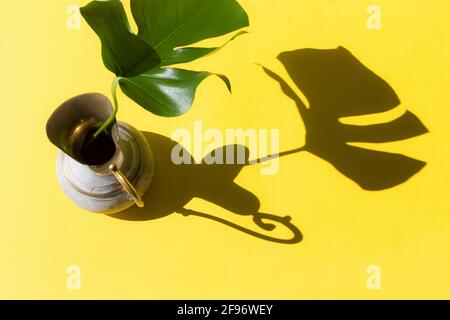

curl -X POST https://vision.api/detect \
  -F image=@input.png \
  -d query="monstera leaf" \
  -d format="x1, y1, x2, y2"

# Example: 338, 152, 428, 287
130, 0, 249, 66
264, 47, 428, 190
120, 68, 231, 117
80, 0, 248, 118
80, 0, 160, 77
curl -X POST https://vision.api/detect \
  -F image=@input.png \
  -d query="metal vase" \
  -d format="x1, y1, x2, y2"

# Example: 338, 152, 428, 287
46, 93, 154, 214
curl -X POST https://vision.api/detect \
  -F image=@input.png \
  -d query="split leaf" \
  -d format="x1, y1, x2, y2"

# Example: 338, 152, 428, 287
81, 0, 248, 118
119, 68, 231, 117
80, 0, 160, 77
130, 0, 249, 65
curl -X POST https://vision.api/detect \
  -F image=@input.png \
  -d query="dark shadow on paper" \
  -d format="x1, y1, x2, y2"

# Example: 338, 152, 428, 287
262, 46, 428, 190
110, 132, 303, 244
111, 46, 427, 244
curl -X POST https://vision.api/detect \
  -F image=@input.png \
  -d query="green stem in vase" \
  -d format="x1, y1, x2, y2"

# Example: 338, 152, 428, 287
92, 76, 122, 139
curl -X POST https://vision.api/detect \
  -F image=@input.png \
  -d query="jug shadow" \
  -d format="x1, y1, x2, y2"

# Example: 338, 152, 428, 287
110, 132, 303, 245
262, 46, 428, 190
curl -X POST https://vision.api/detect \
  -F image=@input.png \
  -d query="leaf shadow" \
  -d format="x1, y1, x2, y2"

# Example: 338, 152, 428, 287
110, 132, 303, 244
262, 46, 428, 190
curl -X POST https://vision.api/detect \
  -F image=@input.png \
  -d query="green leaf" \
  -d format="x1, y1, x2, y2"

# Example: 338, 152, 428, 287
80, 0, 248, 121
80, 0, 160, 77
119, 68, 231, 117
130, 0, 249, 65
158, 31, 248, 66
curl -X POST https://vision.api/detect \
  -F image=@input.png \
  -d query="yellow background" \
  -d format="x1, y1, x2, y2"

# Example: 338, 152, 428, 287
1, 0, 449, 299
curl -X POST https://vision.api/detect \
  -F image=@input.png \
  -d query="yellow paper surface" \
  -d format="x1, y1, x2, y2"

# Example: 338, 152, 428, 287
0, 0, 448, 299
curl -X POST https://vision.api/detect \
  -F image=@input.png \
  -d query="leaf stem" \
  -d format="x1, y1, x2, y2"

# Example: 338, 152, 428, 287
93, 76, 122, 139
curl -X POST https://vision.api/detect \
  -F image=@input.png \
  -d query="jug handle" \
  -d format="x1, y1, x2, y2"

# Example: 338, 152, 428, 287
109, 164, 144, 208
